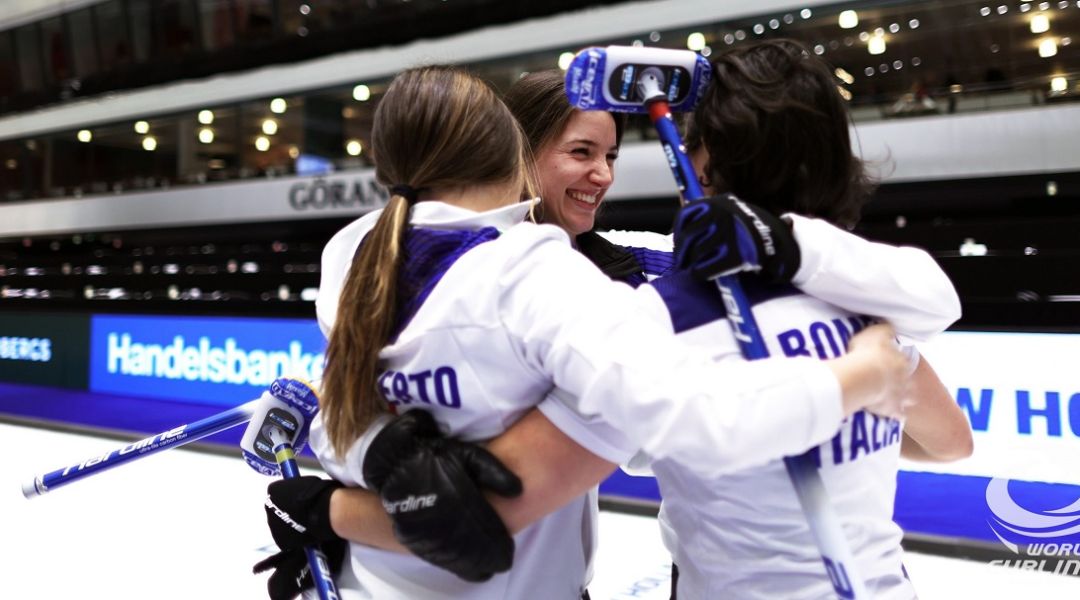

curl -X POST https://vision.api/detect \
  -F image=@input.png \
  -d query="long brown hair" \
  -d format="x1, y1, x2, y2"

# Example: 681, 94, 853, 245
688, 39, 874, 227
321, 65, 534, 456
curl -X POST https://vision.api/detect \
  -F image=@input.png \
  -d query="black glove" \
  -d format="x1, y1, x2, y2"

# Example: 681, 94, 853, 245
264, 476, 344, 551
673, 193, 800, 283
256, 476, 345, 600
253, 539, 348, 600
362, 410, 524, 582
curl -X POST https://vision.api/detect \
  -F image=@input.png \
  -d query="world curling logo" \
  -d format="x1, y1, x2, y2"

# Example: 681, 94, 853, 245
985, 477, 1080, 575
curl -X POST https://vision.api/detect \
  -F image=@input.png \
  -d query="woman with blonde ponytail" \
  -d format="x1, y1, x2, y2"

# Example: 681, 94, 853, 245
258, 64, 916, 600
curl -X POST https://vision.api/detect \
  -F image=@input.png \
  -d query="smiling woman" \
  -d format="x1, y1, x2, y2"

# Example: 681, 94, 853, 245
533, 110, 619, 238
504, 71, 624, 238
504, 70, 675, 287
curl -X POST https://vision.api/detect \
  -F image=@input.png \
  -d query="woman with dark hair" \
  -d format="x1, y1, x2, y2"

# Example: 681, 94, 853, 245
258, 64, 916, 600
644, 39, 973, 599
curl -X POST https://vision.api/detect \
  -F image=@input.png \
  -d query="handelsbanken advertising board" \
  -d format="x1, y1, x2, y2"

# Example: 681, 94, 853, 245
88, 314, 326, 406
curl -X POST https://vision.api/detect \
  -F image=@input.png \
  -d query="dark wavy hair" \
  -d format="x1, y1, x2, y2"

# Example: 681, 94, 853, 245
687, 39, 874, 227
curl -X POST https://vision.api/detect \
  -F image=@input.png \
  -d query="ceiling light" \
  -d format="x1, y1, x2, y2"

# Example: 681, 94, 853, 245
255, 136, 270, 151
198, 127, 214, 144
352, 85, 371, 102
868, 35, 886, 55
1031, 13, 1050, 32
838, 10, 858, 28
262, 119, 278, 135
197, 110, 214, 124
835, 67, 854, 84
346, 140, 363, 156
909, 18, 920, 28
687, 32, 706, 51
1050, 76, 1067, 92
1039, 38, 1058, 57
801, 8, 812, 19
558, 52, 575, 70
134, 120, 149, 134
270, 98, 287, 114
77, 129, 92, 143
142, 136, 157, 151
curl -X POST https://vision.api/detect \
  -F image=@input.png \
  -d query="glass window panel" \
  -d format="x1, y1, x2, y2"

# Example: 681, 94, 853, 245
198, 0, 237, 52
0, 141, 25, 202
14, 25, 44, 92
240, 96, 302, 178
94, 0, 133, 68
234, 0, 277, 46
179, 105, 240, 183
39, 16, 70, 86
17, 138, 45, 201
67, 8, 100, 79
0, 32, 17, 101
127, 0, 153, 63
157, 0, 200, 59
88, 118, 179, 193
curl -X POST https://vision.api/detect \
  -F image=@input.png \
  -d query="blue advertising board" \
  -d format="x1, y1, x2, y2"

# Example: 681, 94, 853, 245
88, 314, 326, 407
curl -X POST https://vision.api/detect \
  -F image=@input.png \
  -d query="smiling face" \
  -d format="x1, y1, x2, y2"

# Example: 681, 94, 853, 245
535, 110, 619, 237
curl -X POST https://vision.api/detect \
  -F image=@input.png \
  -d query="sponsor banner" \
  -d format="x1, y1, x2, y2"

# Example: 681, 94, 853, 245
0, 312, 89, 389
895, 471, 1080, 573
904, 331, 1080, 486
89, 314, 326, 406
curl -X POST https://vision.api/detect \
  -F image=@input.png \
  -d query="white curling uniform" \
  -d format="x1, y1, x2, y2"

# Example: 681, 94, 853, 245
635, 273, 920, 600
600, 214, 960, 345
308, 199, 851, 600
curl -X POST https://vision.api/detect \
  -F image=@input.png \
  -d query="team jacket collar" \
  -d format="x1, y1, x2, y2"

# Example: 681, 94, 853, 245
409, 198, 538, 233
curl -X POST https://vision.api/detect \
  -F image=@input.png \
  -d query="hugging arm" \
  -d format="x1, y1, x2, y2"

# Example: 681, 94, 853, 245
786, 213, 961, 343
900, 356, 974, 462
262, 407, 616, 586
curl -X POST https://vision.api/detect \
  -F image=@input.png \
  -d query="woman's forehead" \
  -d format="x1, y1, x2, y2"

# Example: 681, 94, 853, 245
556, 111, 617, 146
